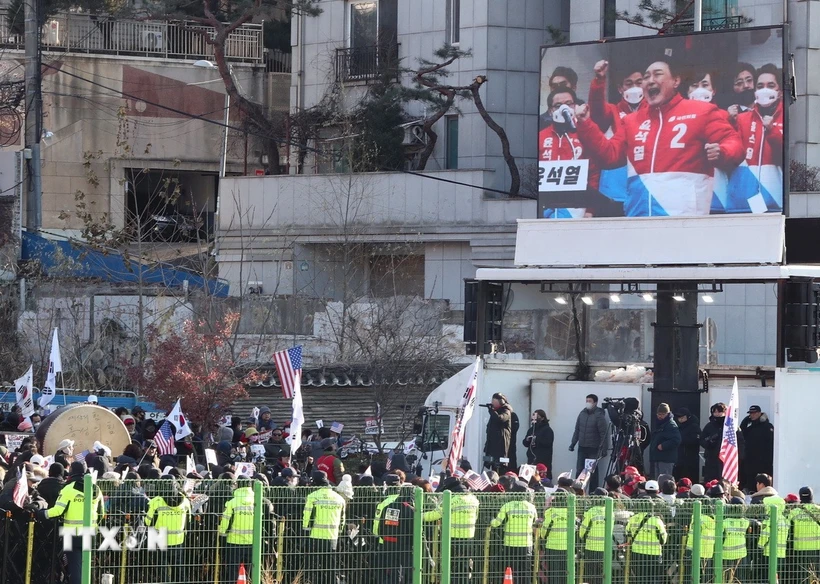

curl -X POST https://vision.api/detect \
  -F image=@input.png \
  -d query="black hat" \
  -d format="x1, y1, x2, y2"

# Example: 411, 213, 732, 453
383, 473, 401, 486
557, 476, 574, 488
68, 461, 87, 479
747, 405, 762, 413
674, 407, 692, 417
311, 470, 329, 486
800, 486, 814, 503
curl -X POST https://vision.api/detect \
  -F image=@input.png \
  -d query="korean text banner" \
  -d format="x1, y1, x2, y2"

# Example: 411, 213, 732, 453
538, 27, 786, 219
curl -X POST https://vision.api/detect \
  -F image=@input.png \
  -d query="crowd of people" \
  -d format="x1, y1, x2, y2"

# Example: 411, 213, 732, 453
0, 395, 799, 584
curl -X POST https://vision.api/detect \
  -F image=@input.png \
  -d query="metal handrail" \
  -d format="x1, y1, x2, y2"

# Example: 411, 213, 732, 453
335, 43, 400, 83
0, 10, 264, 63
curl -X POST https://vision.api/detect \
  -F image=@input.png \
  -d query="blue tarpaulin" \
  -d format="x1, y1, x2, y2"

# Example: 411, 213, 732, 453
22, 231, 229, 297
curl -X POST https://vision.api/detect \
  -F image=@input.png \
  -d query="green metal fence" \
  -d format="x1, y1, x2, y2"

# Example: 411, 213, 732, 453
5, 475, 820, 584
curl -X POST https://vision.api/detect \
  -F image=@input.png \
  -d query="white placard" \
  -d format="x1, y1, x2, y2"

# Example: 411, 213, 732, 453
204, 449, 217, 467
538, 159, 589, 192
3, 433, 26, 452
331, 422, 344, 434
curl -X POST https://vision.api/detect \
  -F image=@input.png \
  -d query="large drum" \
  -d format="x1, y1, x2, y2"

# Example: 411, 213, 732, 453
36, 403, 131, 457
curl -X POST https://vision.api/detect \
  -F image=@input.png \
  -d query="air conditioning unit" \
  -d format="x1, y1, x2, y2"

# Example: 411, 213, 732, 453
140, 31, 163, 51
42, 20, 60, 45
402, 122, 427, 147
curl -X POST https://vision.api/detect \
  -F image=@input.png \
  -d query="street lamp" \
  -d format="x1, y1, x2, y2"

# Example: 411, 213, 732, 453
190, 60, 232, 178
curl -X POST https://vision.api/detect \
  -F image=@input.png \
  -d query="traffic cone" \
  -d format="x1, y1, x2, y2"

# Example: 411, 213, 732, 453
504, 566, 513, 584
237, 563, 247, 584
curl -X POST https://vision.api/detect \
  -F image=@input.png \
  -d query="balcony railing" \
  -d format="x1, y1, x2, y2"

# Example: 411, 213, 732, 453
666, 15, 746, 33
335, 43, 400, 83
0, 10, 263, 64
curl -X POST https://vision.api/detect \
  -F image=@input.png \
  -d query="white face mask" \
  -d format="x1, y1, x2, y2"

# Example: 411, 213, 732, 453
689, 87, 713, 103
623, 86, 644, 105
755, 87, 778, 107
585, 402, 595, 410
551, 103, 575, 125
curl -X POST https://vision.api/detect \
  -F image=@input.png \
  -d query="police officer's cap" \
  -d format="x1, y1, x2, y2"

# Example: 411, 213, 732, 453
68, 461, 87, 479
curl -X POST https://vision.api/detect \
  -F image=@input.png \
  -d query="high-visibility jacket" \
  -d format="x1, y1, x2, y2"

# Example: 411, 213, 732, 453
541, 507, 569, 551
374, 494, 400, 542
722, 517, 750, 560
626, 513, 667, 557
491, 499, 537, 548
686, 513, 716, 559
145, 496, 191, 547
303, 487, 346, 541
219, 487, 255, 545
423, 493, 479, 539
579, 505, 606, 552
789, 504, 820, 551
46, 481, 105, 529
759, 497, 788, 558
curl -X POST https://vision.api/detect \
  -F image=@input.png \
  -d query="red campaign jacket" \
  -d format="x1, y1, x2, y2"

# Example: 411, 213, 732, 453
587, 77, 648, 133
576, 94, 744, 216
538, 125, 600, 189
735, 101, 784, 167
316, 454, 338, 485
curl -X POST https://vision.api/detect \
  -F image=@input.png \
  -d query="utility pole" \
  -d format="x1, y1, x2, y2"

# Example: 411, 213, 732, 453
24, 0, 42, 232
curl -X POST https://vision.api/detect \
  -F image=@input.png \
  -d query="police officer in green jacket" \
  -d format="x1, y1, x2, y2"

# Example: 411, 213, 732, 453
722, 497, 751, 583
625, 491, 667, 584
424, 478, 480, 584
491, 490, 537, 582
303, 470, 347, 584
787, 487, 820, 584
39, 461, 104, 584
580, 491, 609, 584
541, 490, 571, 584
145, 478, 192, 583
219, 475, 256, 582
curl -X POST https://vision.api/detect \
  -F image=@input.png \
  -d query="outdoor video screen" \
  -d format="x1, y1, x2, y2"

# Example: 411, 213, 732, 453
538, 27, 786, 219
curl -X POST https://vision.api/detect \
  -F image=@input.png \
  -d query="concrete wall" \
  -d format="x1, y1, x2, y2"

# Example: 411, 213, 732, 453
216, 170, 534, 300
7, 54, 287, 234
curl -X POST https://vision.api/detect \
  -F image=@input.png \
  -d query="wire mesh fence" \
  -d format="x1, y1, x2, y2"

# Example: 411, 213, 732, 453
3, 477, 820, 584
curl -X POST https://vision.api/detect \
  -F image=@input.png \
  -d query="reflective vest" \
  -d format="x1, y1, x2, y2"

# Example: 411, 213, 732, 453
626, 513, 667, 557
46, 481, 104, 528
722, 517, 750, 560
789, 504, 820, 551
303, 487, 346, 541
759, 497, 788, 558
145, 496, 191, 547
580, 505, 606, 552
373, 494, 400, 541
491, 500, 537, 548
541, 507, 569, 551
686, 513, 716, 559
218, 487, 255, 545
423, 493, 479, 540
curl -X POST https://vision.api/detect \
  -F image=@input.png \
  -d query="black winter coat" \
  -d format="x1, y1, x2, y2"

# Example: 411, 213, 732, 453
740, 414, 774, 483
650, 414, 681, 463
484, 404, 513, 462
676, 415, 701, 460
523, 421, 555, 471
701, 416, 745, 482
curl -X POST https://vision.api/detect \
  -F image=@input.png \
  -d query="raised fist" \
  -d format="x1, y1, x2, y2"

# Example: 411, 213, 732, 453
594, 60, 609, 79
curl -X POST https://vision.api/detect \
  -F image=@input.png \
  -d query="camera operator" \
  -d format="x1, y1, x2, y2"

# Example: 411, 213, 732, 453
483, 393, 514, 474
569, 394, 608, 490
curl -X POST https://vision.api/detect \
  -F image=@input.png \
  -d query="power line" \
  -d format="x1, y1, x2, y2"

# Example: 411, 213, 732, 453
42, 62, 533, 200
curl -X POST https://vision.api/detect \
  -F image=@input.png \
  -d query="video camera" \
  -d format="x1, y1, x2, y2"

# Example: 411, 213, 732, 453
602, 397, 641, 429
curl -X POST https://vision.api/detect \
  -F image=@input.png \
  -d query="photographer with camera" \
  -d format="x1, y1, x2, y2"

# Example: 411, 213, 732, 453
483, 393, 514, 474
569, 394, 608, 490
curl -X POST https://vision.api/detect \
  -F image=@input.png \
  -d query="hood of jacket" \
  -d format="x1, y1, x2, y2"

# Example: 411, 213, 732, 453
752, 486, 779, 499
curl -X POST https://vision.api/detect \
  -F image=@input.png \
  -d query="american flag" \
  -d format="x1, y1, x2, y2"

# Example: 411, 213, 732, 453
719, 378, 740, 484
447, 357, 481, 474
385, 450, 393, 471
273, 346, 303, 399
464, 470, 491, 491
154, 420, 176, 456
12, 467, 28, 508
